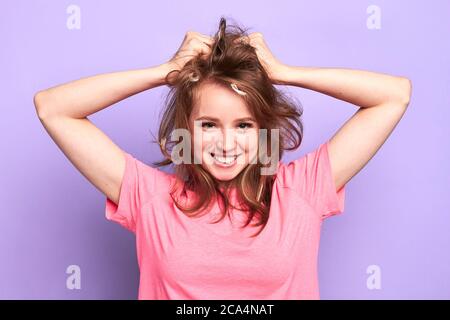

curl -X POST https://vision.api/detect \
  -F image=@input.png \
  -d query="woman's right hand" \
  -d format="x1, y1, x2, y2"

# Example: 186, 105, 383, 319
166, 31, 214, 71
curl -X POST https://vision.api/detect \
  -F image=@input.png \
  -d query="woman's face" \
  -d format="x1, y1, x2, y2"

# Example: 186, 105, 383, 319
189, 82, 259, 183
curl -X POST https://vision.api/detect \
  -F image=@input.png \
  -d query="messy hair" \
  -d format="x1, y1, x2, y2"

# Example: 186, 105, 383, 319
151, 17, 304, 237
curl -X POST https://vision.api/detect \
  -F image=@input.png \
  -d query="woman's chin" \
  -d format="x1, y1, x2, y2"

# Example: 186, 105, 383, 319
205, 163, 244, 181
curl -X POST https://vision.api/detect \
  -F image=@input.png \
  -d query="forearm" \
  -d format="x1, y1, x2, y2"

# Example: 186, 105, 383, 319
277, 65, 411, 108
34, 63, 171, 119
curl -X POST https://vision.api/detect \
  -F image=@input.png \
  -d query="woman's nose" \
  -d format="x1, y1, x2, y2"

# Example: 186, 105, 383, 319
214, 129, 237, 155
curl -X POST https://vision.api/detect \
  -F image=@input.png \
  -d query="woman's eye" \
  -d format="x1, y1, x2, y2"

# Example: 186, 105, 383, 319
201, 122, 253, 130
238, 122, 253, 129
201, 122, 215, 129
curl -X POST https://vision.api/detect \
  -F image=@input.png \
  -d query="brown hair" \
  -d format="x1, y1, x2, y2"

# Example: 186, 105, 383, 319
151, 17, 304, 237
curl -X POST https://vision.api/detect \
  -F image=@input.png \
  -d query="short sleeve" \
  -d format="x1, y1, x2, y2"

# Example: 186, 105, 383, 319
277, 140, 346, 220
105, 151, 173, 233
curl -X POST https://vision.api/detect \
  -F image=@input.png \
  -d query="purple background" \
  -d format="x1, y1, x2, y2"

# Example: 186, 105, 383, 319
1, 0, 449, 299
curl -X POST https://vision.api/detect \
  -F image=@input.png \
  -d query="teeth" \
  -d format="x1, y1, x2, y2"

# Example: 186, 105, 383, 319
210, 153, 238, 164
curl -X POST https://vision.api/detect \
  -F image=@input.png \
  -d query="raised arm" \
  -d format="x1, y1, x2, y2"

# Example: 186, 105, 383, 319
33, 31, 213, 207
237, 32, 412, 193
33, 64, 171, 205
278, 66, 411, 191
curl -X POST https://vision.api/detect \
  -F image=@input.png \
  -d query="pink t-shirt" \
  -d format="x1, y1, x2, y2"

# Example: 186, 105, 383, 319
105, 140, 346, 300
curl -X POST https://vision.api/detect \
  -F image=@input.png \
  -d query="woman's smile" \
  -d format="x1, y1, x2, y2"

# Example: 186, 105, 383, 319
209, 152, 242, 168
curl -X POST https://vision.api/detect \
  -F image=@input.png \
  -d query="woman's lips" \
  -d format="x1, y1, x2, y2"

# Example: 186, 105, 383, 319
209, 152, 242, 167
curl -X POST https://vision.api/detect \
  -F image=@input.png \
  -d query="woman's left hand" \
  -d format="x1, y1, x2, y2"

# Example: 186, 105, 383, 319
234, 32, 289, 85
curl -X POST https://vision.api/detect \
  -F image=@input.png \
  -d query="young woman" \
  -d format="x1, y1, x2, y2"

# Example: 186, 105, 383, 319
34, 18, 412, 299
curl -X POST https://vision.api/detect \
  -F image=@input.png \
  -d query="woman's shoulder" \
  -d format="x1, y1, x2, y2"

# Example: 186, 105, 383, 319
123, 151, 179, 198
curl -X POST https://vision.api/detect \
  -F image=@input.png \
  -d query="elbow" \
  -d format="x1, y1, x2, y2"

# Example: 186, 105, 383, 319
398, 77, 412, 108
34, 90, 51, 119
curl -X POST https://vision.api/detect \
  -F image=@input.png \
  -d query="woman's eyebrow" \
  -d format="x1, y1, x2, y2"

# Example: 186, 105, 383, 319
195, 116, 255, 122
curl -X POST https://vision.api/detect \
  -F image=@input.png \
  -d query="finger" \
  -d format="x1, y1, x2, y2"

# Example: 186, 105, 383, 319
197, 34, 214, 46
172, 54, 197, 62
190, 40, 212, 56
248, 32, 263, 38
197, 36, 213, 48
197, 33, 213, 40
199, 42, 212, 55
202, 40, 214, 49
233, 35, 250, 45
175, 52, 197, 58
248, 33, 264, 45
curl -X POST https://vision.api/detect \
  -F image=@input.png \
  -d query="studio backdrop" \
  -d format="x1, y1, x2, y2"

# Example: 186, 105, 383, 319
1, 0, 449, 299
